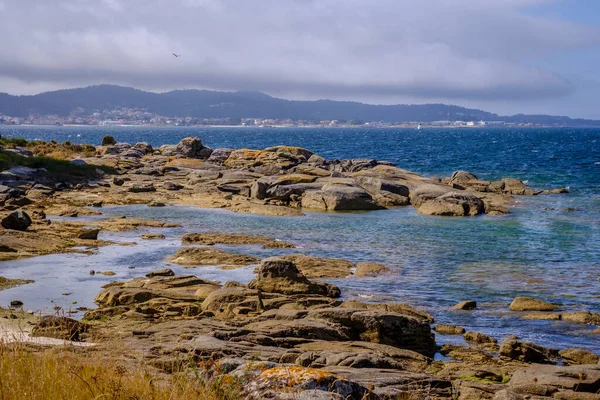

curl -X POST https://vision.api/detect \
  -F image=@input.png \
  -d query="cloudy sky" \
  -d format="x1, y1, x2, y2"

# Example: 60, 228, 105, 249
1, 0, 600, 118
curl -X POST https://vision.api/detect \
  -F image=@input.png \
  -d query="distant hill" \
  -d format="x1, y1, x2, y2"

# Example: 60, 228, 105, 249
0, 84, 598, 126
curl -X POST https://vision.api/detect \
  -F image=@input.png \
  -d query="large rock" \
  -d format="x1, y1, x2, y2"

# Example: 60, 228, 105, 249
101, 135, 116, 145
409, 184, 452, 208
279, 254, 354, 278
509, 296, 557, 312
449, 170, 478, 185
295, 341, 430, 372
1, 210, 32, 231
301, 185, 383, 211
499, 340, 559, 364
206, 148, 234, 164
561, 311, 600, 324
168, 247, 260, 266
417, 191, 485, 217
248, 257, 340, 298
354, 262, 391, 277
224, 147, 310, 169
559, 348, 600, 365
175, 137, 212, 159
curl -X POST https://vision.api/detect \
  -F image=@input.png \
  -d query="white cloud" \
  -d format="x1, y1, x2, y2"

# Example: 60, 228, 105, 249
0, 0, 599, 115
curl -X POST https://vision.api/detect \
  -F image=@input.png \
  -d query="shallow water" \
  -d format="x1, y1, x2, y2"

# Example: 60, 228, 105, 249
0, 126, 599, 352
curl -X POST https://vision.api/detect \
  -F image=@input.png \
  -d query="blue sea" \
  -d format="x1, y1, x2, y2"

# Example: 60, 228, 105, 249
1, 126, 599, 353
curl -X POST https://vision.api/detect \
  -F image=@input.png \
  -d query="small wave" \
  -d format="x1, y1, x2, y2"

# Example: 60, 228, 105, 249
523, 180, 529, 184
595, 162, 600, 165
357, 294, 376, 299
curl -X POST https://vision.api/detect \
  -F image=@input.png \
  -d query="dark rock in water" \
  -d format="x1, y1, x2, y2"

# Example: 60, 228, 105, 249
101, 135, 116, 146
248, 257, 341, 298
499, 340, 559, 364
434, 324, 466, 335
1, 210, 32, 231
452, 301, 477, 310
464, 331, 497, 344
418, 191, 485, 217
146, 269, 175, 278
31, 316, 85, 341
509, 296, 557, 312
10, 300, 24, 307
78, 228, 100, 240
128, 183, 156, 193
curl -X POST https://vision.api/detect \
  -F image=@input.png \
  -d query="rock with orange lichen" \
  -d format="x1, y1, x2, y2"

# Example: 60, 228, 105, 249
223, 147, 311, 169
248, 366, 371, 399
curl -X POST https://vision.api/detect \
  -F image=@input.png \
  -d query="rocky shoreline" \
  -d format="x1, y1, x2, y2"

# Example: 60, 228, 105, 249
2, 136, 597, 399
1, 135, 567, 260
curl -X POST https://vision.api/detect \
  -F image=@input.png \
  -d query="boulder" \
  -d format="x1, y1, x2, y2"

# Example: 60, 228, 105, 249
1, 210, 32, 231
206, 148, 234, 164
434, 324, 466, 335
175, 137, 211, 158
279, 254, 354, 278
248, 257, 340, 298
295, 341, 430, 372
354, 262, 391, 277
499, 340, 559, 364
561, 311, 600, 324
418, 191, 485, 217
449, 170, 478, 185
301, 185, 383, 211
509, 296, 557, 312
559, 348, 600, 365
453, 301, 477, 310
101, 135, 116, 145
464, 331, 497, 344
264, 146, 314, 160
134, 142, 153, 154
168, 247, 260, 266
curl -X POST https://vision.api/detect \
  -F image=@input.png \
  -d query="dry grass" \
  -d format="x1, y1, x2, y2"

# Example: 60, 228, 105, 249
0, 344, 240, 400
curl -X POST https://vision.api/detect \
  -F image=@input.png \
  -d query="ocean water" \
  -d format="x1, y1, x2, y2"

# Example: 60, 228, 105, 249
0, 126, 599, 353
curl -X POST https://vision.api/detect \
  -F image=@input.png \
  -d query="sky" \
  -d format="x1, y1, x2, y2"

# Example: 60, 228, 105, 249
1, 0, 600, 118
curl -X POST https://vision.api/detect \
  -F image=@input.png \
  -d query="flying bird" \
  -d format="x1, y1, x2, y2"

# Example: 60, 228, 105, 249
172, 53, 181, 58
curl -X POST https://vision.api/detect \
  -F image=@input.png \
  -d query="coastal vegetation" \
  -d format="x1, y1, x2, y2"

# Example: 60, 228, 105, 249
0, 343, 240, 400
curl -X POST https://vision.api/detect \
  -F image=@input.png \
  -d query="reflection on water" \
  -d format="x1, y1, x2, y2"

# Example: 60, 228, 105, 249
1, 200, 599, 352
